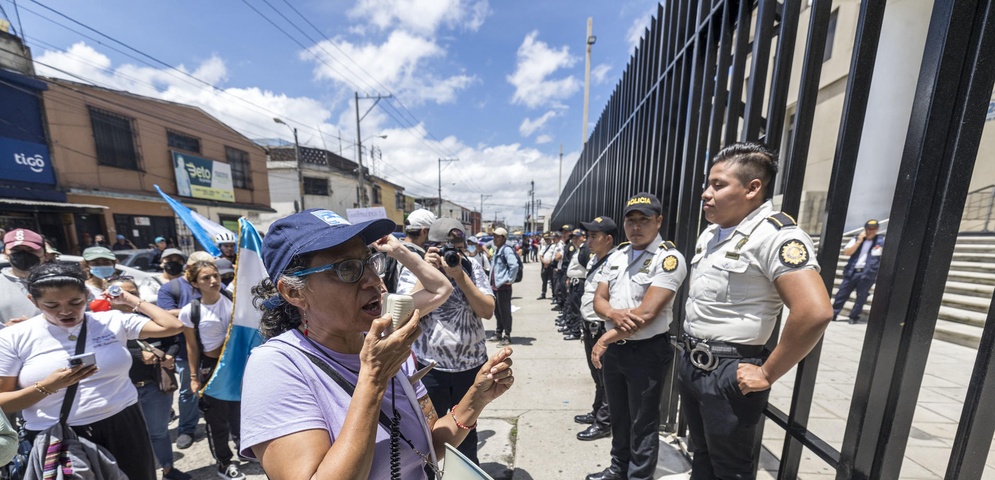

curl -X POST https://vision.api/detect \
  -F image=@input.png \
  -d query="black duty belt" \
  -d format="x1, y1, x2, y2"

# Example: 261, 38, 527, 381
682, 335, 765, 372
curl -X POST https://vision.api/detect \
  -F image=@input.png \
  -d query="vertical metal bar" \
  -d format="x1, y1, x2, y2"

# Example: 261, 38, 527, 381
763, 0, 801, 151
948, 295, 995, 479
711, 0, 735, 154
838, 0, 995, 477
723, 0, 751, 144
742, 0, 776, 141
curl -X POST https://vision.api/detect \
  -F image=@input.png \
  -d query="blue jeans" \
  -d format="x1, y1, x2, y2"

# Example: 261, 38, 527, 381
137, 383, 175, 469
175, 357, 201, 435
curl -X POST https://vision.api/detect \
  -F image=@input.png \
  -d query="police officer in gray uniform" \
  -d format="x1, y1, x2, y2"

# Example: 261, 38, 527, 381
681, 142, 833, 479
588, 193, 687, 480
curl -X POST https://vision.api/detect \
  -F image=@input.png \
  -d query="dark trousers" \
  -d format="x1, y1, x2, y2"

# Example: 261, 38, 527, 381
678, 352, 770, 480
581, 321, 611, 429
564, 279, 584, 333
26, 403, 157, 480
602, 333, 671, 479
553, 269, 566, 306
494, 285, 513, 337
540, 265, 554, 297
200, 395, 241, 466
420, 364, 484, 464
832, 269, 877, 320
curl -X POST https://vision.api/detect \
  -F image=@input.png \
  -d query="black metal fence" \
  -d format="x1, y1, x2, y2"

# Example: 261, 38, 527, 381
551, 1, 995, 478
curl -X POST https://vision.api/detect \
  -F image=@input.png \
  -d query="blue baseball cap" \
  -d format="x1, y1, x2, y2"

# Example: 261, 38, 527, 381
262, 208, 396, 282
154, 236, 166, 243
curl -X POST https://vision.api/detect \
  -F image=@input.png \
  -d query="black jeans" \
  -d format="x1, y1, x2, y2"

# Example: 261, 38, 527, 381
602, 333, 671, 480
540, 265, 553, 297
200, 394, 241, 466
494, 285, 513, 338
564, 278, 584, 333
678, 351, 770, 479
26, 402, 156, 480
581, 321, 610, 429
419, 364, 484, 464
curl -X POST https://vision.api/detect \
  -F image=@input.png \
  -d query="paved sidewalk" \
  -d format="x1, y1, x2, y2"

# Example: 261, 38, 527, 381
169, 261, 990, 478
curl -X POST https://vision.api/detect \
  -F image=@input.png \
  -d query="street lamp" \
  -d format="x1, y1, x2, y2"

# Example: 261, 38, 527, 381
273, 118, 303, 211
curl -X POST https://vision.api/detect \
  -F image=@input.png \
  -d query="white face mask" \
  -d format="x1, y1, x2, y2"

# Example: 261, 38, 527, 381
467, 245, 477, 254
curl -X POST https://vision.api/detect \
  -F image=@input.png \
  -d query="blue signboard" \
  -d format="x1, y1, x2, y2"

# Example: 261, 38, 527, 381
0, 137, 55, 185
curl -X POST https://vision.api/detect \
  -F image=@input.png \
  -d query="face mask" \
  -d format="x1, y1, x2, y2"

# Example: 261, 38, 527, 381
163, 261, 184, 276
8, 251, 41, 271
89, 266, 116, 279
467, 245, 477, 254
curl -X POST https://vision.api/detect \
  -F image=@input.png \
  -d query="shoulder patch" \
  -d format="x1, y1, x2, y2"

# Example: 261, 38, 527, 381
778, 239, 809, 267
662, 254, 679, 272
659, 240, 677, 251
766, 212, 797, 230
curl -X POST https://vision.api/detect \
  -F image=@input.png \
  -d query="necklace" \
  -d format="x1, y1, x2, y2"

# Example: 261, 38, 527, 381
67, 322, 84, 341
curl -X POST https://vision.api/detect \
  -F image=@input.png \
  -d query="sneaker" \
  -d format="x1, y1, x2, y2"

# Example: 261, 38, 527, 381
500, 336, 511, 346
175, 433, 194, 449
218, 463, 245, 480
487, 334, 501, 342
163, 468, 193, 480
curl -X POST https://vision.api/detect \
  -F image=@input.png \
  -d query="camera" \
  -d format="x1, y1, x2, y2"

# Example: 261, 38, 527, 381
440, 243, 462, 268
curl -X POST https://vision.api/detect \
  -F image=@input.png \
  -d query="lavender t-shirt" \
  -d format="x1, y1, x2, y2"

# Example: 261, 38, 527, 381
240, 329, 433, 479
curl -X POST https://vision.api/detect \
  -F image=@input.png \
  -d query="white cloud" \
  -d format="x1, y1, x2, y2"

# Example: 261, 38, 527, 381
304, 31, 474, 105
591, 63, 612, 85
519, 110, 557, 137
535, 134, 552, 144
626, 8, 655, 49
507, 31, 580, 109
349, 0, 490, 35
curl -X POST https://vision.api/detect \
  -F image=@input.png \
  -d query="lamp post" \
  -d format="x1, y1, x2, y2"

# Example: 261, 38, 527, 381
273, 118, 303, 211
583, 18, 596, 147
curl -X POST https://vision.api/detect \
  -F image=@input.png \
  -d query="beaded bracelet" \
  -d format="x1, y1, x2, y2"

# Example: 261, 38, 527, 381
35, 383, 55, 396
449, 406, 477, 430
132, 299, 143, 313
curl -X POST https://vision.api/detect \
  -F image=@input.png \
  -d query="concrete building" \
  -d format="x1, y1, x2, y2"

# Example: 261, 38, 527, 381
41, 77, 272, 254
415, 197, 481, 233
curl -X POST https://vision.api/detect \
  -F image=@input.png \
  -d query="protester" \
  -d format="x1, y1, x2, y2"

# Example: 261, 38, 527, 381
0, 262, 184, 480
139, 248, 187, 305
0, 228, 45, 326
215, 258, 235, 286
465, 235, 491, 275
151, 236, 168, 265
80, 246, 119, 299
114, 277, 191, 480
241, 209, 513, 479
490, 227, 519, 346
215, 232, 238, 265
383, 208, 435, 293
111, 234, 136, 251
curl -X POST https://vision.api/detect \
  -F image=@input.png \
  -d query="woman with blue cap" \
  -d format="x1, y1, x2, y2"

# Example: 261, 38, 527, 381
240, 209, 515, 479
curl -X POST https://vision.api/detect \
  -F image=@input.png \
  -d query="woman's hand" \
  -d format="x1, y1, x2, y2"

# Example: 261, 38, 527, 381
162, 355, 175, 370
141, 351, 158, 365
40, 365, 98, 392
360, 309, 423, 386
470, 347, 515, 405
105, 289, 140, 310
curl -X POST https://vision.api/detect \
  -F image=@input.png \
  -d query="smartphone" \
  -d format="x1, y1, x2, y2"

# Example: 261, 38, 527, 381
67, 352, 96, 369
384, 294, 415, 334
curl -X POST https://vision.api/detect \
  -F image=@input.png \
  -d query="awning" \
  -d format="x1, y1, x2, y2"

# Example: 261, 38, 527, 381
0, 198, 108, 213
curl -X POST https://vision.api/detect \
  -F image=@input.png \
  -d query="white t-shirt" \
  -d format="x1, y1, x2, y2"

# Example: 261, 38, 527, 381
178, 296, 233, 352
0, 310, 150, 430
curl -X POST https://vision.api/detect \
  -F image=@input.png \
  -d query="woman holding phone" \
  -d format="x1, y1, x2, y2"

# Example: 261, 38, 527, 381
0, 262, 184, 480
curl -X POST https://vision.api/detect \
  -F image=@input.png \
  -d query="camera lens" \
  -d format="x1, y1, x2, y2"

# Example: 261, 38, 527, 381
444, 251, 461, 268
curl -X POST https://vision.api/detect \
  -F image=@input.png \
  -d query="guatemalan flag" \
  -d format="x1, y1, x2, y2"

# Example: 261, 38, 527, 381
202, 218, 266, 401
153, 184, 236, 257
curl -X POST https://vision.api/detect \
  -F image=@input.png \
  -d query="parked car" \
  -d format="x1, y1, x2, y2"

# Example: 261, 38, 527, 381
112, 249, 161, 271
0, 255, 155, 284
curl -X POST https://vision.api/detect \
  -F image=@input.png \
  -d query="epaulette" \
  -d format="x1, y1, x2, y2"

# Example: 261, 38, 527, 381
658, 240, 677, 251
765, 212, 797, 230
617, 241, 631, 251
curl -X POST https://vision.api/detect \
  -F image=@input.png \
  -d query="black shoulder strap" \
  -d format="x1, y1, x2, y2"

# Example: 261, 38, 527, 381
170, 279, 181, 299
60, 318, 88, 424
765, 212, 797, 230
190, 299, 207, 367
220, 288, 233, 301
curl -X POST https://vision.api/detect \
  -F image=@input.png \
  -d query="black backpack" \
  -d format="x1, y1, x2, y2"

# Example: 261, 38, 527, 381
498, 245, 524, 283
383, 243, 426, 293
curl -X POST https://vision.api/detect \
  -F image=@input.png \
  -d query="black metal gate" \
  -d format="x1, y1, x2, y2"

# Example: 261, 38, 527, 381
550, 1, 995, 478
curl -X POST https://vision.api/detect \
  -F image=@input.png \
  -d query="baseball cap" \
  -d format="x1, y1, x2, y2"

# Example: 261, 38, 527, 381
214, 258, 235, 276
466, 235, 480, 244
116, 234, 126, 240
559, 224, 573, 232
161, 248, 186, 260
154, 236, 166, 243
865, 219, 880, 229
186, 251, 215, 266
262, 208, 396, 282
581, 216, 618, 234
428, 218, 467, 243
406, 209, 437, 229
623, 192, 663, 217
82, 246, 116, 262
493, 227, 508, 237
572, 228, 585, 237
3, 228, 43, 251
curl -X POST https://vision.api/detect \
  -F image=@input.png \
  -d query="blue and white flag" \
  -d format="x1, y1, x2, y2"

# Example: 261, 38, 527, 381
203, 218, 266, 401
153, 184, 235, 257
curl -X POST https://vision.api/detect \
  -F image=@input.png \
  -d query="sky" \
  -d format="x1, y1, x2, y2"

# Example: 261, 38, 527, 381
2, 0, 661, 227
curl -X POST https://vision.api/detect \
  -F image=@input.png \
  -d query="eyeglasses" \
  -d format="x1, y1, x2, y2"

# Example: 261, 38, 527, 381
288, 253, 386, 283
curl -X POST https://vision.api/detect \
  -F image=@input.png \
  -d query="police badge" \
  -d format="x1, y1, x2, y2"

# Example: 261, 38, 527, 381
779, 239, 808, 267
663, 255, 679, 272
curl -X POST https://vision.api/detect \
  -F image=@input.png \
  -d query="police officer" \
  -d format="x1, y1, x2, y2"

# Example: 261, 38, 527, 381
588, 192, 687, 480
681, 142, 832, 479
574, 216, 619, 441
832, 219, 884, 324
552, 225, 573, 312
560, 229, 590, 340
538, 235, 557, 300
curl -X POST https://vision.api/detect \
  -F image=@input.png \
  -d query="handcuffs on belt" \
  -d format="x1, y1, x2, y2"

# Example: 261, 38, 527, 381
683, 336, 763, 372
687, 340, 719, 371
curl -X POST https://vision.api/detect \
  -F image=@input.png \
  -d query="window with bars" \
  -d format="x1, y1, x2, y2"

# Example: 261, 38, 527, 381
167, 130, 201, 153
304, 177, 329, 196
395, 192, 405, 210
226, 146, 252, 189
372, 185, 382, 205
824, 9, 838, 62
89, 107, 139, 170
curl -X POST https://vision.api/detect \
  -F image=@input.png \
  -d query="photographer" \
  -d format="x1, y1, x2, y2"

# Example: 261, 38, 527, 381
397, 217, 495, 465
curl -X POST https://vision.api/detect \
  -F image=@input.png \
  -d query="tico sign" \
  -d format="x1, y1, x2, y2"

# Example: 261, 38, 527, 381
0, 136, 55, 185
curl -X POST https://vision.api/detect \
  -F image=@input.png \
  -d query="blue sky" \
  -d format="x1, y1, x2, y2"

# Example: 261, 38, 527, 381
3, 0, 659, 226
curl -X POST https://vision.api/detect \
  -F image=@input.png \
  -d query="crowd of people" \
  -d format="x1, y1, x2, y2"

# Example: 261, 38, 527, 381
0, 141, 859, 480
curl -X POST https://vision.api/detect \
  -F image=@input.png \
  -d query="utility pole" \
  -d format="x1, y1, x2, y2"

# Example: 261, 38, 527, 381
480, 194, 492, 232
558, 144, 563, 198
583, 17, 596, 147
528, 180, 535, 233
437, 158, 459, 216
355, 92, 392, 207
273, 118, 303, 211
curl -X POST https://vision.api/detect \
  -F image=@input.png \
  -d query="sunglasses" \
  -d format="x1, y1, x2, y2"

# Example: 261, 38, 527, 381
288, 253, 387, 283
